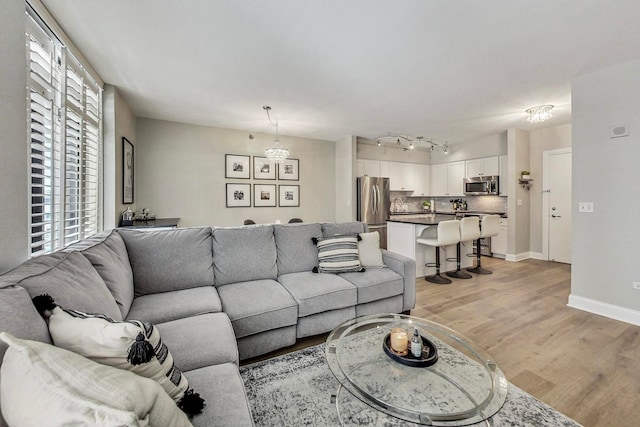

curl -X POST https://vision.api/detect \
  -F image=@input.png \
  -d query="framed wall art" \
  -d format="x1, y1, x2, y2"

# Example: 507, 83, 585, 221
225, 154, 250, 179
278, 158, 299, 181
226, 183, 251, 207
279, 185, 300, 207
253, 156, 276, 180
253, 184, 277, 207
122, 137, 134, 204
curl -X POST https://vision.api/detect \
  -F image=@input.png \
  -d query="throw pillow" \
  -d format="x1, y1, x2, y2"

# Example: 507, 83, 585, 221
311, 234, 365, 273
357, 231, 386, 268
32, 295, 205, 418
0, 332, 192, 427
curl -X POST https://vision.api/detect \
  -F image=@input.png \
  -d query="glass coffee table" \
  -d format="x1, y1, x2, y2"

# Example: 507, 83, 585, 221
325, 314, 508, 426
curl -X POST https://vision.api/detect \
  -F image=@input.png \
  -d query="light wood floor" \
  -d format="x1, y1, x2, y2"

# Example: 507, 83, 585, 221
245, 258, 640, 427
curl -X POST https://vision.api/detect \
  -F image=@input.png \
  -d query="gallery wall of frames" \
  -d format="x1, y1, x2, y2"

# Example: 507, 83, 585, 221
224, 154, 300, 208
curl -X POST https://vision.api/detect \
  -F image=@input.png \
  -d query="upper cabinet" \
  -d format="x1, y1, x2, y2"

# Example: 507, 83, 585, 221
430, 161, 465, 196
389, 162, 415, 191
355, 159, 390, 178
465, 156, 499, 177
411, 164, 430, 197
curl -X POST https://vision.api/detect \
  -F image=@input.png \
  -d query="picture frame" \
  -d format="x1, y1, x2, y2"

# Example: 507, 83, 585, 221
225, 154, 250, 179
278, 158, 299, 181
279, 185, 300, 207
253, 184, 277, 207
253, 156, 276, 180
226, 183, 251, 207
122, 137, 134, 204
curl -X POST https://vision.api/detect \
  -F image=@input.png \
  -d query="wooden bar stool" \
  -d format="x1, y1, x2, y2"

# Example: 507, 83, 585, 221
447, 216, 479, 279
468, 215, 500, 275
417, 220, 460, 284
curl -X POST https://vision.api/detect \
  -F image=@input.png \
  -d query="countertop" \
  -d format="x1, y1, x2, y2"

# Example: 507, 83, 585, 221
390, 210, 507, 218
119, 217, 180, 228
388, 214, 463, 226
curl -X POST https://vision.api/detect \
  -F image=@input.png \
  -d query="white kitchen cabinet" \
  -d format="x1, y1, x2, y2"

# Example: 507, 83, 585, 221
447, 161, 466, 196
465, 156, 499, 177
411, 164, 430, 197
356, 160, 364, 177
389, 162, 415, 191
362, 159, 381, 177
491, 217, 508, 257
499, 155, 508, 196
429, 163, 448, 196
430, 162, 464, 196
379, 161, 390, 178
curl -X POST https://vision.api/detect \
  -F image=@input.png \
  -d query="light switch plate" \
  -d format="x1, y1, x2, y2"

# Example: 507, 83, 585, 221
578, 202, 594, 213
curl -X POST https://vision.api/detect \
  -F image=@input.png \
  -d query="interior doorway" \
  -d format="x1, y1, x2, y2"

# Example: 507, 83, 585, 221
542, 148, 572, 263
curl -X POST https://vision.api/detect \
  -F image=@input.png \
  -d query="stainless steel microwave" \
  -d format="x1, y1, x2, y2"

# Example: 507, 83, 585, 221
463, 176, 499, 195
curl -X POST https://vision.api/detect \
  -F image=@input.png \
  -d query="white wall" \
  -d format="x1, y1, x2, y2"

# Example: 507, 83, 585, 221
103, 85, 137, 228
335, 135, 356, 222
571, 59, 640, 321
430, 132, 507, 164
0, 0, 29, 273
357, 138, 431, 164
507, 128, 531, 258
135, 118, 336, 226
528, 124, 572, 254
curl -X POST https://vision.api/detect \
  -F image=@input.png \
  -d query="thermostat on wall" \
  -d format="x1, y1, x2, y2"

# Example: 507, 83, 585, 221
609, 124, 629, 138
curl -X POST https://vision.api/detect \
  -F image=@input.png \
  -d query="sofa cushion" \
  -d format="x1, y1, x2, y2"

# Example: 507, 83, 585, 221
321, 221, 366, 237
156, 312, 238, 371
277, 272, 357, 317
18, 251, 122, 320
217, 279, 297, 338
314, 234, 364, 273
119, 227, 214, 296
127, 286, 222, 325
80, 231, 135, 318
358, 231, 386, 268
0, 286, 51, 362
185, 363, 254, 427
0, 333, 192, 427
0, 251, 67, 289
212, 225, 277, 286
339, 268, 404, 304
273, 223, 321, 275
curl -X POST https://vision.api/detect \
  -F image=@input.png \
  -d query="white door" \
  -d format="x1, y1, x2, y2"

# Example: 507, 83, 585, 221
543, 149, 572, 263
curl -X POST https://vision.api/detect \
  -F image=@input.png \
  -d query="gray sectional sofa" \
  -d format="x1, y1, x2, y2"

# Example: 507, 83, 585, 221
0, 221, 416, 426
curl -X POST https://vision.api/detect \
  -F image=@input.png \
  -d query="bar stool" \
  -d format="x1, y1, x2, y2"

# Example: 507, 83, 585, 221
468, 215, 500, 275
417, 220, 460, 284
447, 216, 479, 279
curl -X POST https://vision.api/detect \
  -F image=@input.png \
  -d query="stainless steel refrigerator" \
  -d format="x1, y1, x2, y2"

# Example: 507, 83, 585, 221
357, 176, 390, 249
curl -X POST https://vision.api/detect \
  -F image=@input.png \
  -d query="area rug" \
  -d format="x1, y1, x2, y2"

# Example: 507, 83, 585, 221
239, 344, 582, 427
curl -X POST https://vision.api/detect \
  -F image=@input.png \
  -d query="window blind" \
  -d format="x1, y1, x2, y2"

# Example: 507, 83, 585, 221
26, 8, 102, 257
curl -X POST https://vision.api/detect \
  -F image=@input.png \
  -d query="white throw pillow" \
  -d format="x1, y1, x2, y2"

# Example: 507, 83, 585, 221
358, 232, 386, 268
0, 332, 192, 427
31, 295, 205, 418
312, 234, 364, 273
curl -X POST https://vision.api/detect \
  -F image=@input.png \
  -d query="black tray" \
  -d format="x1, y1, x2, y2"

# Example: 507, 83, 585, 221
383, 333, 438, 367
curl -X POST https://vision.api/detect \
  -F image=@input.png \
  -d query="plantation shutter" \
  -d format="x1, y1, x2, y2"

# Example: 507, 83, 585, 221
26, 7, 102, 257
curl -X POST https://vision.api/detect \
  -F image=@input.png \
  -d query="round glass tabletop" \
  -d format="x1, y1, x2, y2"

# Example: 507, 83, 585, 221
325, 314, 508, 426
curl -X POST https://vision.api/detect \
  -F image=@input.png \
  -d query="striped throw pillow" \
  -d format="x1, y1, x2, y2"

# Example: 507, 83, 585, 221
31, 295, 205, 418
312, 234, 365, 273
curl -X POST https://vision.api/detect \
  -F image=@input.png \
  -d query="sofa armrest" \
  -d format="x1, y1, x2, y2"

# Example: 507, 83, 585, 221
381, 249, 416, 311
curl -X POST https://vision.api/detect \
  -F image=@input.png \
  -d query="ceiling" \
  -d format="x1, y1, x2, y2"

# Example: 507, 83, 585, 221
42, 0, 640, 144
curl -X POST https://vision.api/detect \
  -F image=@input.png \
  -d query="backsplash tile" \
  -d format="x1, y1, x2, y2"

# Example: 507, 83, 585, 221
390, 192, 507, 214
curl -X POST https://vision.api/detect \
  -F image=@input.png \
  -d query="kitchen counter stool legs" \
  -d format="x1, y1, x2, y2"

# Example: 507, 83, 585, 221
468, 215, 500, 275
447, 217, 479, 279
417, 220, 461, 285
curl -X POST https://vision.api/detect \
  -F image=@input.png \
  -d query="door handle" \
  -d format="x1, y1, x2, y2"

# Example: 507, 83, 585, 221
551, 214, 561, 218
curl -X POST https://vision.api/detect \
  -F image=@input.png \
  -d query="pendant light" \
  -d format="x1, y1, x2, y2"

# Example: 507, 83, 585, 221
263, 106, 289, 164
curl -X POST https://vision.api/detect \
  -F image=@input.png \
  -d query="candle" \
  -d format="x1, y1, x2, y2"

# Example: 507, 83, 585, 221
390, 328, 408, 354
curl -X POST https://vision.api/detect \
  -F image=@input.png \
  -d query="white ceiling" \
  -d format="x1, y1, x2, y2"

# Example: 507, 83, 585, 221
42, 0, 640, 144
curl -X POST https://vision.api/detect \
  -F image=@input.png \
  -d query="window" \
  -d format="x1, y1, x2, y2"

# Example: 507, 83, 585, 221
26, 7, 102, 257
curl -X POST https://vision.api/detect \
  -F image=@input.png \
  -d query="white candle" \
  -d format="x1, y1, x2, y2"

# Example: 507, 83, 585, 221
390, 328, 408, 354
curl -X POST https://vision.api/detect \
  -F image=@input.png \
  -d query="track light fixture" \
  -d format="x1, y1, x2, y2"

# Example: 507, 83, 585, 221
374, 134, 448, 153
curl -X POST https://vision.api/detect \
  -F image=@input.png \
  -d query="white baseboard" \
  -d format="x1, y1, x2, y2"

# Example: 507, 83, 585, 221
530, 252, 545, 260
568, 294, 640, 327
505, 252, 531, 262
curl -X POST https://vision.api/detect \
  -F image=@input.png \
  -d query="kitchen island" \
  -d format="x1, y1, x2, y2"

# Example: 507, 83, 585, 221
388, 214, 475, 278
